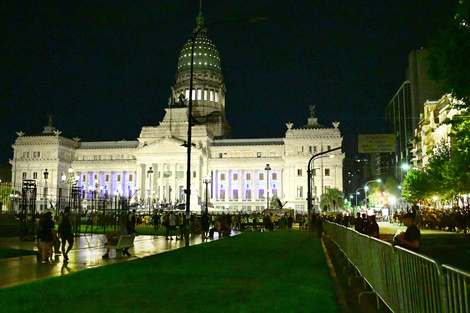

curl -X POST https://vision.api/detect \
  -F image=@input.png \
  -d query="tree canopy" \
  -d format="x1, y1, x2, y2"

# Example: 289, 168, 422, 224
428, 0, 470, 102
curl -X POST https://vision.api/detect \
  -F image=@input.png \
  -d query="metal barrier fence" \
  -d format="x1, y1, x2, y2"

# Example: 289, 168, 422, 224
442, 264, 470, 313
323, 221, 470, 313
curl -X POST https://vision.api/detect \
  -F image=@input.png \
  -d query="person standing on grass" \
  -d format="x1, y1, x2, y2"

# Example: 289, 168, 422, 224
127, 209, 137, 234
287, 214, 293, 231
38, 211, 57, 264
58, 207, 74, 262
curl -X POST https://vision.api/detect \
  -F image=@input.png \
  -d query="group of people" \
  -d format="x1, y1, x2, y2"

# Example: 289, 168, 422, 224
37, 207, 74, 264
393, 207, 470, 233
328, 211, 421, 252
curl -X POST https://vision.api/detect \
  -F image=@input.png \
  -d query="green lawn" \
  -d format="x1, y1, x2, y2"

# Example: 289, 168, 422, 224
0, 231, 339, 313
78, 224, 168, 236
0, 248, 37, 260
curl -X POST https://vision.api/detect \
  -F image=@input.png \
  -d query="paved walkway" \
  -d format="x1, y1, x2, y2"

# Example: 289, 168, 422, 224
0, 231, 233, 289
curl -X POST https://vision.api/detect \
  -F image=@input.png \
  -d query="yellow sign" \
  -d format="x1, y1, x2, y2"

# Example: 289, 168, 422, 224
358, 134, 396, 153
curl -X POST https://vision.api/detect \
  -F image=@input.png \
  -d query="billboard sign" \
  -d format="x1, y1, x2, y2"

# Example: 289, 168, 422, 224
358, 134, 396, 153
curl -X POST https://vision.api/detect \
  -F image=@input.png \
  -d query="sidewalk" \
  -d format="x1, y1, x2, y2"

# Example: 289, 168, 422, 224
0, 231, 233, 289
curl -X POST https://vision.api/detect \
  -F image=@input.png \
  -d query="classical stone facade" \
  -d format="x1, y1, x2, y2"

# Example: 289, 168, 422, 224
411, 94, 466, 168
10, 9, 344, 213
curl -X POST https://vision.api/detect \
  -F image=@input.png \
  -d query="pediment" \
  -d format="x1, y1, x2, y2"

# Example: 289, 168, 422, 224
137, 137, 191, 155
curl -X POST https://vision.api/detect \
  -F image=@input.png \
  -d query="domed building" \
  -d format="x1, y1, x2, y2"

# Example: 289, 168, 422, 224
10, 8, 344, 215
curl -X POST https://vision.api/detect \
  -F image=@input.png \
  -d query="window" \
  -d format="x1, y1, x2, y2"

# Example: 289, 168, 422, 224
272, 173, 278, 180
297, 169, 303, 176
246, 173, 251, 180
94, 175, 97, 180
33, 172, 38, 179
257, 152, 261, 158
22, 172, 27, 179
191, 89, 196, 100
106, 175, 109, 181
129, 174, 133, 181
33, 151, 40, 158
259, 189, 265, 199
309, 146, 313, 153
193, 171, 196, 178
220, 173, 226, 181
297, 186, 303, 198
246, 189, 252, 200
325, 169, 330, 176
314, 146, 317, 153
94, 155, 98, 160
185, 89, 189, 100
82, 175, 86, 181
233, 189, 238, 200
219, 153, 223, 158
233, 173, 238, 180
220, 189, 225, 200
215, 91, 218, 102
204, 90, 208, 100
259, 173, 264, 180
197, 88, 202, 100
325, 186, 331, 193
327, 145, 331, 151
210, 90, 214, 101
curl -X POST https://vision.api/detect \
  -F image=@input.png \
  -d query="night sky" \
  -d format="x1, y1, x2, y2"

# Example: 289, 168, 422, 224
0, 1, 458, 177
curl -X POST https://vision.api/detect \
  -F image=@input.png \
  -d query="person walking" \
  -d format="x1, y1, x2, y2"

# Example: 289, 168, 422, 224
38, 211, 57, 264
58, 207, 74, 262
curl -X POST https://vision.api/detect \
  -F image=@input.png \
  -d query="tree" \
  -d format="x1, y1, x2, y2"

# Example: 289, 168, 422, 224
320, 188, 344, 212
402, 168, 431, 202
428, 0, 470, 102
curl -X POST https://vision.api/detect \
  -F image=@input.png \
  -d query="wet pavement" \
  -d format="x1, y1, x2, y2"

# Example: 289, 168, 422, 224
0, 231, 234, 289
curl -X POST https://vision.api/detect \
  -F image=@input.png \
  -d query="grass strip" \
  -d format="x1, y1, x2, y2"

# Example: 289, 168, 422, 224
0, 231, 339, 313
0, 248, 37, 260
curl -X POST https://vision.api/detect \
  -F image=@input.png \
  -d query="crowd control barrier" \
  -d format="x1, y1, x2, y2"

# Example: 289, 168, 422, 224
323, 221, 470, 313
442, 264, 470, 313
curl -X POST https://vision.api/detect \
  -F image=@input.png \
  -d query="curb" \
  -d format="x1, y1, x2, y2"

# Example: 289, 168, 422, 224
321, 236, 351, 313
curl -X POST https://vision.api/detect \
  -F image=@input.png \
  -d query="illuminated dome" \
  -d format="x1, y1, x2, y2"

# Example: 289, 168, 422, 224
177, 35, 221, 74
176, 9, 221, 75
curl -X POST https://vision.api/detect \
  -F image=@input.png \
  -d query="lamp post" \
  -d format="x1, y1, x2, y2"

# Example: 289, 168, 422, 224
364, 179, 381, 209
43, 169, 49, 208
203, 175, 211, 213
265, 164, 271, 210
184, 14, 267, 247
307, 147, 341, 232
61, 167, 75, 208
311, 167, 320, 212
355, 188, 364, 208
147, 167, 153, 215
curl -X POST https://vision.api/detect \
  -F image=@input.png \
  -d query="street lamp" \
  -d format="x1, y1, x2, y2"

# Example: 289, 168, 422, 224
184, 14, 267, 247
355, 188, 364, 208
203, 175, 211, 213
61, 167, 75, 208
43, 169, 49, 202
307, 147, 341, 232
147, 166, 154, 214
364, 179, 381, 209
265, 164, 271, 210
